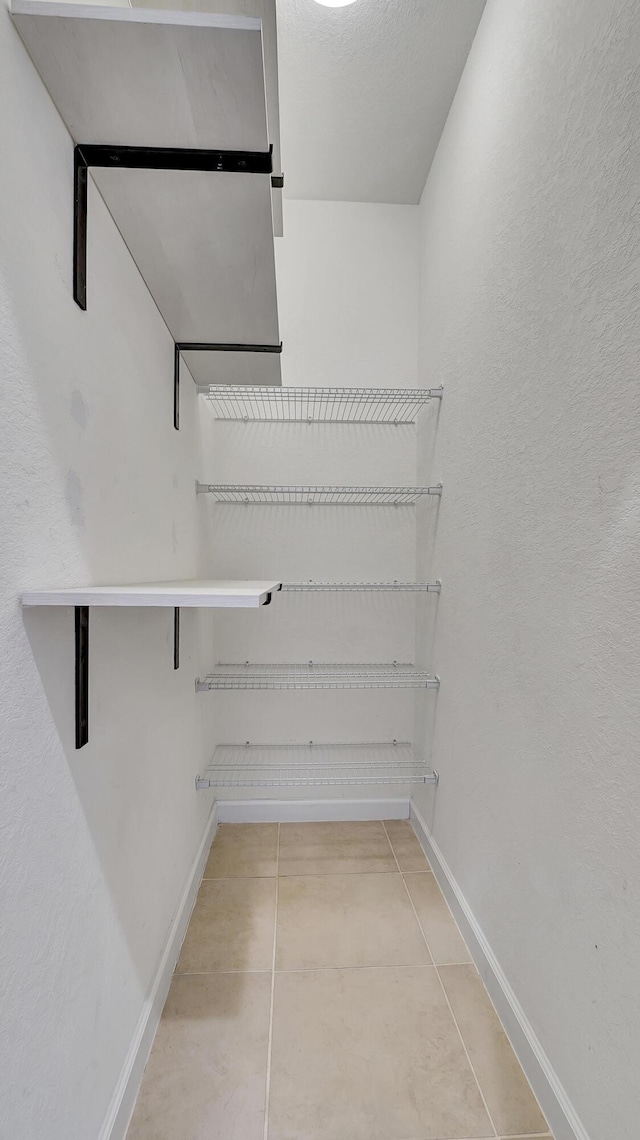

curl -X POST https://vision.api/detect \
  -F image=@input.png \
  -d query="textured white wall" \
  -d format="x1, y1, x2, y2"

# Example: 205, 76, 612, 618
413, 2, 640, 1137
0, 8, 215, 1138
275, 199, 419, 388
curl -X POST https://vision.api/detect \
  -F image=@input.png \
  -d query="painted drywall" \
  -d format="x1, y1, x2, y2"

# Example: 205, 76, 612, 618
0, 8, 216, 1138
276, 0, 486, 204
201, 199, 424, 799
413, 1, 640, 1137
274, 199, 419, 388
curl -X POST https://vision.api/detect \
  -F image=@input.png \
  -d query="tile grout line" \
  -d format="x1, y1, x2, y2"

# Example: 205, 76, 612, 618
174, 960, 473, 977
262, 822, 280, 1140
199, 870, 431, 880
381, 821, 500, 1140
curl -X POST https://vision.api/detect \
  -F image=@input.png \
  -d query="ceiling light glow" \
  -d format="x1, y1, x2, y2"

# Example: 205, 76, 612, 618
313, 0, 359, 7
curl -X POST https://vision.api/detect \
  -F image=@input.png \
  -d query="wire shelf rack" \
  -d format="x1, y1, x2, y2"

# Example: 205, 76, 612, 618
196, 483, 443, 504
281, 580, 441, 593
196, 663, 440, 691
196, 741, 439, 788
199, 385, 443, 423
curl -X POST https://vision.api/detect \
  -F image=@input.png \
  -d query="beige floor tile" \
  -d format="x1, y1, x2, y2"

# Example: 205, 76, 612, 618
203, 823, 278, 879
276, 873, 431, 970
126, 973, 270, 1140
278, 820, 396, 876
439, 965, 548, 1137
268, 966, 493, 1140
176, 878, 276, 973
384, 818, 431, 871
404, 872, 472, 964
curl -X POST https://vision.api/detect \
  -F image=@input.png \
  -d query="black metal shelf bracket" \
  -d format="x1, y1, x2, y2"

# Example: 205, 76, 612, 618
75, 606, 89, 749
73, 603, 185, 748
173, 341, 283, 430
73, 143, 274, 312
174, 607, 180, 670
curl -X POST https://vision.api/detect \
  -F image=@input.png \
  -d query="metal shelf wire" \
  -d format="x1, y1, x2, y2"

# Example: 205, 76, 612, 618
196, 483, 442, 504
199, 385, 443, 423
196, 662, 440, 691
281, 580, 441, 593
196, 741, 439, 788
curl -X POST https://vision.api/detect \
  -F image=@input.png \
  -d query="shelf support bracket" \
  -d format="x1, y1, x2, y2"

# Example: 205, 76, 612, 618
72, 142, 273, 315
75, 606, 89, 749
174, 607, 180, 670
74, 149, 89, 311
174, 341, 283, 430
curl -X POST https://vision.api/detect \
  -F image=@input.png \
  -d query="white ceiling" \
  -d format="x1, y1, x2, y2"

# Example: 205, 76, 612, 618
276, 0, 486, 204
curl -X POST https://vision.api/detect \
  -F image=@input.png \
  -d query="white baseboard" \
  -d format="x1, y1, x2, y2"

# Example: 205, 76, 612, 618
217, 797, 410, 823
410, 801, 590, 1140
99, 802, 218, 1140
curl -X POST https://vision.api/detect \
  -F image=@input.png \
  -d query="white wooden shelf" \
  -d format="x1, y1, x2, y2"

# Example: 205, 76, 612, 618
11, 2, 269, 150
196, 663, 440, 691
197, 742, 439, 788
22, 580, 281, 750
130, 0, 283, 236
11, 1, 281, 391
21, 579, 281, 609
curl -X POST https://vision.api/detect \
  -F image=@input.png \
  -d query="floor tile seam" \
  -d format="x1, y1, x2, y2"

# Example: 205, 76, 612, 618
277, 869, 406, 881
172, 961, 473, 976
276, 867, 401, 876
277, 957, 473, 971
362, 1134, 495, 1140
201, 873, 278, 880
173, 968, 273, 976
263, 822, 280, 1140
275, 962, 439, 975
381, 822, 499, 1140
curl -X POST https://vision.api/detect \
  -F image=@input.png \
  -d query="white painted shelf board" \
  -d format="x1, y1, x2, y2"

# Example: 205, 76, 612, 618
197, 741, 432, 788
130, 0, 283, 234
21, 579, 282, 608
183, 349, 282, 389
11, 1, 269, 151
90, 168, 280, 353
197, 663, 440, 690
12, 1, 280, 365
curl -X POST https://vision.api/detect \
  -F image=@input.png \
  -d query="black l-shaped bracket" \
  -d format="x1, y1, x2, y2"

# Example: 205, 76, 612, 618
74, 605, 183, 749
173, 341, 283, 430
73, 143, 276, 311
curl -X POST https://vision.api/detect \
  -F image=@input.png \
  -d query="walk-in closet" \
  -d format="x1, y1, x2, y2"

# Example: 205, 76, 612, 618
2, 2, 638, 1139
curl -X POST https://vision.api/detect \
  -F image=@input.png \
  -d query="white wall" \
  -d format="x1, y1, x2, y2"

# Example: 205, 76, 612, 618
413, 2, 640, 1137
275, 199, 419, 388
203, 199, 423, 799
0, 8, 216, 1138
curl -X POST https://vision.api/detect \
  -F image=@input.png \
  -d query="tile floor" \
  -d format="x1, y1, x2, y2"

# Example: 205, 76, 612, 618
126, 819, 552, 1140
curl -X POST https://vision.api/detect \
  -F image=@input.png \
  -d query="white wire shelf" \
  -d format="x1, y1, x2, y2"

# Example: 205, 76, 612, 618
281, 580, 441, 593
196, 483, 443, 504
199, 385, 443, 422
196, 663, 440, 691
196, 741, 439, 788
